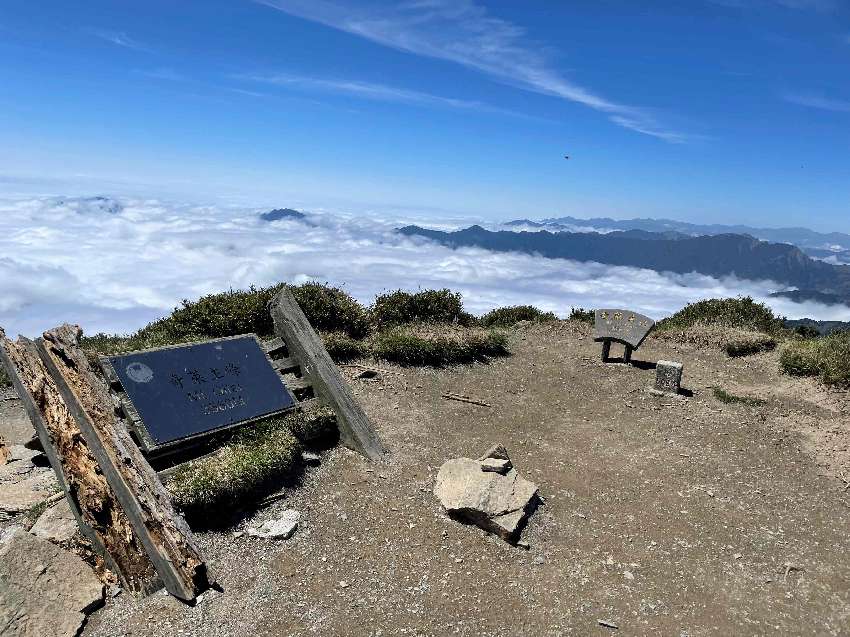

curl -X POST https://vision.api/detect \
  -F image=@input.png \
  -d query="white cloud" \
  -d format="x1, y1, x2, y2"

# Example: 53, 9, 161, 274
0, 194, 847, 338
784, 92, 850, 113
237, 72, 539, 119
91, 29, 149, 51
255, 0, 688, 142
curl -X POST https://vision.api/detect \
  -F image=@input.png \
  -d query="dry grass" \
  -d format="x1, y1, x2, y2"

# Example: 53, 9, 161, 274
654, 323, 776, 357
780, 331, 850, 387
371, 324, 509, 367
167, 405, 336, 523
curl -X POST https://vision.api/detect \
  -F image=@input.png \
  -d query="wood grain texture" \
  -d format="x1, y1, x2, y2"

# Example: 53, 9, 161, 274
270, 289, 386, 460
38, 324, 210, 601
0, 329, 160, 595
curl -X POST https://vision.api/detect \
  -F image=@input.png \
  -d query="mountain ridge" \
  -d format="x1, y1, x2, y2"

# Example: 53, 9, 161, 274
399, 224, 850, 306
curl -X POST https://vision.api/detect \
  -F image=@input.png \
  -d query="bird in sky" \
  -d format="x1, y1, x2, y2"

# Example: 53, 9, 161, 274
564, 155, 570, 160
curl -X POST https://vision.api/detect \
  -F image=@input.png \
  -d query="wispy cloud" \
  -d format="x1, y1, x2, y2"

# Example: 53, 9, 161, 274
91, 29, 149, 51
785, 92, 850, 112
138, 67, 185, 82
237, 72, 542, 119
255, 0, 688, 142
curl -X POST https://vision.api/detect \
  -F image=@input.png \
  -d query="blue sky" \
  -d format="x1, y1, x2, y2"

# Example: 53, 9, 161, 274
1, 0, 849, 229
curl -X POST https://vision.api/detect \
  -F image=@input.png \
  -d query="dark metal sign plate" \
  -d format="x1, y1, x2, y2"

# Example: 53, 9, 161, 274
110, 336, 294, 445
593, 309, 656, 349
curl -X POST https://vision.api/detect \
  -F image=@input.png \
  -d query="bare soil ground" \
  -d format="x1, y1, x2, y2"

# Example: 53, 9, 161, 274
6, 320, 850, 636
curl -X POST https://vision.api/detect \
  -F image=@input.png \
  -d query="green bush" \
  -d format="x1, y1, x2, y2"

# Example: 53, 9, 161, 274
480, 305, 556, 327
712, 387, 767, 407
569, 307, 595, 323
780, 331, 850, 387
157, 285, 283, 340
289, 282, 370, 338
658, 297, 785, 334
80, 282, 369, 355
372, 324, 508, 367
0, 362, 10, 388
370, 289, 475, 329
168, 406, 335, 522
321, 331, 370, 362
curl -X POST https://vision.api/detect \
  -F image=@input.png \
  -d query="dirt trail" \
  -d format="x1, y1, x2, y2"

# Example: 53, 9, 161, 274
65, 321, 850, 635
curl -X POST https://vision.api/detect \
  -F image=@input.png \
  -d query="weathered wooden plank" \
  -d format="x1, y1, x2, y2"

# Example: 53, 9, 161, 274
0, 329, 161, 595
272, 356, 300, 374
261, 337, 286, 354
270, 289, 386, 460
283, 377, 312, 392
37, 325, 211, 602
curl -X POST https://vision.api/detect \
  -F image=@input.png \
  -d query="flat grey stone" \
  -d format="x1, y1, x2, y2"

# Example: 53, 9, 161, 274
31, 498, 78, 544
0, 472, 57, 519
301, 451, 321, 466
480, 458, 512, 474
434, 456, 539, 542
248, 509, 300, 539
477, 444, 510, 462
0, 529, 103, 637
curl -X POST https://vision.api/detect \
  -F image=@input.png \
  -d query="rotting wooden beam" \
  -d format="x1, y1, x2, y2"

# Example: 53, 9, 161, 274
0, 328, 161, 595
37, 324, 211, 602
270, 288, 386, 461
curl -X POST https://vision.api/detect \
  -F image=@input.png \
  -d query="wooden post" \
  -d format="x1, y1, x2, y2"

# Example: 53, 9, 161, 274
624, 345, 633, 365
38, 325, 211, 602
270, 288, 386, 461
0, 329, 161, 595
601, 340, 611, 362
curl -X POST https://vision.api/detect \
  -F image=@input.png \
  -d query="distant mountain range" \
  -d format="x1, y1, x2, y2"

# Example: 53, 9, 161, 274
505, 216, 850, 265
398, 224, 850, 306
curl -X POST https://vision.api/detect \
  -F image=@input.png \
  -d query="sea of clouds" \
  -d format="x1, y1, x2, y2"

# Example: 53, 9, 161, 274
2, 195, 849, 338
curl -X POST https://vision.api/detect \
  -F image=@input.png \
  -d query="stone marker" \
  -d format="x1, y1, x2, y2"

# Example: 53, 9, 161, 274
248, 509, 301, 540
31, 498, 78, 544
434, 445, 539, 543
0, 529, 103, 637
652, 360, 684, 396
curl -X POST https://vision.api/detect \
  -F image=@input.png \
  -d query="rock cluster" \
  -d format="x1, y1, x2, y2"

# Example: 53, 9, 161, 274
433, 444, 539, 543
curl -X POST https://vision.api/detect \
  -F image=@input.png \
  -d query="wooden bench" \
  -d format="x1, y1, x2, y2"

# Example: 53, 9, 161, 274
593, 308, 655, 364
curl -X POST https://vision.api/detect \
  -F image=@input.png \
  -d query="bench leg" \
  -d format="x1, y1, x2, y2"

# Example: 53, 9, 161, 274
601, 341, 611, 362
624, 345, 633, 365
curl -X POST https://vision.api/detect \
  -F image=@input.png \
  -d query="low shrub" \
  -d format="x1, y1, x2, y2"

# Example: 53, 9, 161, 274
0, 362, 10, 388
780, 331, 850, 387
480, 305, 557, 327
658, 297, 785, 335
723, 331, 777, 357
370, 289, 475, 329
372, 324, 509, 367
289, 282, 370, 338
655, 324, 777, 358
712, 387, 767, 407
167, 406, 336, 522
80, 281, 369, 354
321, 331, 370, 363
569, 307, 595, 324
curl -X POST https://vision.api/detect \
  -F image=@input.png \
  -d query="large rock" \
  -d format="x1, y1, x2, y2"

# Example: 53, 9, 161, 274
0, 473, 56, 520
0, 529, 103, 637
31, 499, 78, 544
434, 446, 539, 542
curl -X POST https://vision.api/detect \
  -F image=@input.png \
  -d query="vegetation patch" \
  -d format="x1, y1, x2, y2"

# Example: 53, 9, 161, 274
712, 387, 767, 407
321, 331, 370, 363
370, 289, 475, 329
780, 330, 850, 387
480, 305, 556, 327
372, 324, 509, 367
569, 307, 595, 324
167, 406, 335, 523
0, 361, 10, 387
289, 282, 370, 338
657, 297, 786, 335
